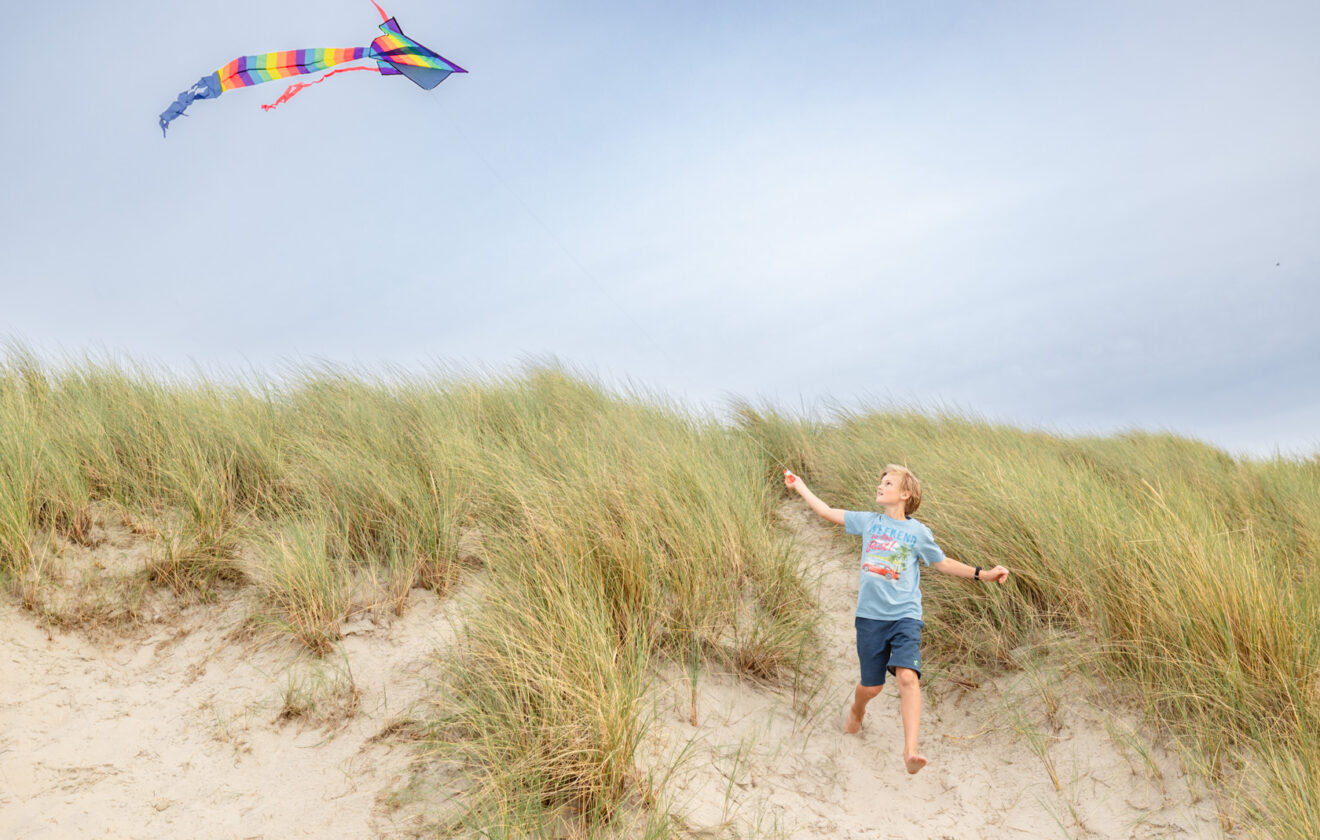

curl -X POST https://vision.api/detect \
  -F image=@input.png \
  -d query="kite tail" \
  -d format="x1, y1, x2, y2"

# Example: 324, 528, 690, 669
261, 65, 381, 111
159, 73, 222, 137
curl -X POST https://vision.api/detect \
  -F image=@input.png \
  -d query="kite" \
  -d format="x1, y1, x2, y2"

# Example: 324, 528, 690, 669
159, 1, 465, 136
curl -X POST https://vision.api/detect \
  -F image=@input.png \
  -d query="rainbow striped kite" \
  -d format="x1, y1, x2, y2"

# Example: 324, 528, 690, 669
159, 2, 465, 136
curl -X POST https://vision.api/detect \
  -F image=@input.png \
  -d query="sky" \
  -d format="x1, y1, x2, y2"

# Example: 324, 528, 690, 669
2, 0, 1318, 458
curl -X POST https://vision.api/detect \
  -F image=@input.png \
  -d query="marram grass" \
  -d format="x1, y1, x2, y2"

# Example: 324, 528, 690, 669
740, 402, 1320, 839
3, 349, 1318, 837
0, 353, 817, 835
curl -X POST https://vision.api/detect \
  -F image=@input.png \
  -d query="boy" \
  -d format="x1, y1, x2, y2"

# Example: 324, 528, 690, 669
784, 465, 1008, 774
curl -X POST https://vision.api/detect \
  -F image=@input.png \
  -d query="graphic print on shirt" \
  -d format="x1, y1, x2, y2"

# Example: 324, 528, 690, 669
861, 539, 912, 582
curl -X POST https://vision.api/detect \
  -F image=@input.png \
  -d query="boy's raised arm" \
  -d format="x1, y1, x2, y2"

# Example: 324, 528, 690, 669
784, 471, 846, 526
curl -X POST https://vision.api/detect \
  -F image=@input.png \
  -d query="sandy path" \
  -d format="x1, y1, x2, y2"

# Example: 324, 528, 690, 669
1, 587, 454, 840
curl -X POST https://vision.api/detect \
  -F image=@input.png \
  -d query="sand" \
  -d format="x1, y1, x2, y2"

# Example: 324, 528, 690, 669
1, 505, 1236, 839
1, 571, 457, 839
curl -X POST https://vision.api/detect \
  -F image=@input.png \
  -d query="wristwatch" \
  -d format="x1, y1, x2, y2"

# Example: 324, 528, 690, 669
974, 566, 982, 580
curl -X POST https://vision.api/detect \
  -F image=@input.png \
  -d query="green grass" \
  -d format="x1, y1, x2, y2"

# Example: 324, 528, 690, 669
740, 403, 1320, 839
0, 350, 817, 835
2, 346, 1317, 837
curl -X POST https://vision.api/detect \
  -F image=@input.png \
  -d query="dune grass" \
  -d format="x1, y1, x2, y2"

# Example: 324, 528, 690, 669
0, 350, 817, 834
2, 346, 1317, 837
409, 374, 818, 831
739, 402, 1320, 838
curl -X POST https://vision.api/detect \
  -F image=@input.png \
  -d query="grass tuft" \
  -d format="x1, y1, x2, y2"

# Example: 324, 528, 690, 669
255, 516, 351, 654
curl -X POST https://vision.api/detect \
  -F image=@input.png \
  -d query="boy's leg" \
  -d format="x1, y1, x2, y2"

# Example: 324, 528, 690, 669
894, 667, 927, 773
846, 682, 883, 734
887, 619, 926, 773
850, 617, 889, 733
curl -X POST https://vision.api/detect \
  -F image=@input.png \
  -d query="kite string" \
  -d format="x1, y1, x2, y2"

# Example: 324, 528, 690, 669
446, 117, 796, 475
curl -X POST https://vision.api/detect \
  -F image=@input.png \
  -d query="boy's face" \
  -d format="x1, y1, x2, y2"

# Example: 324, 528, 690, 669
875, 473, 910, 509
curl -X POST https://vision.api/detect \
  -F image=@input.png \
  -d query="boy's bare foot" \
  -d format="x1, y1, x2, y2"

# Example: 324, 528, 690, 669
903, 752, 928, 774
844, 705, 864, 734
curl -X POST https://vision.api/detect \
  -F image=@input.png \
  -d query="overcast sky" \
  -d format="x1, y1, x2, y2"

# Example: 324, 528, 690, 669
2, 0, 1317, 457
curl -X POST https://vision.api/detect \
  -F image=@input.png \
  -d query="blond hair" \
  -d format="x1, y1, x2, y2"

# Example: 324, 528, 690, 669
881, 464, 922, 516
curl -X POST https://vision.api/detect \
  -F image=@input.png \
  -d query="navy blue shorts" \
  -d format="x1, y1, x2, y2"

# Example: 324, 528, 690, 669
855, 616, 923, 686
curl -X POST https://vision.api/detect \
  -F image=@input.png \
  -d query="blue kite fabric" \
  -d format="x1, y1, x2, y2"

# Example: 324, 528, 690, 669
159, 75, 223, 134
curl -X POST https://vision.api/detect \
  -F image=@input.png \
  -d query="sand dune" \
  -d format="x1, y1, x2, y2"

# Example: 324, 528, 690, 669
1, 505, 1234, 839
1, 583, 454, 839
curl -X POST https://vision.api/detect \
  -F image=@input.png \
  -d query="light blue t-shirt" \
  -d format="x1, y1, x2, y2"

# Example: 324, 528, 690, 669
843, 511, 947, 621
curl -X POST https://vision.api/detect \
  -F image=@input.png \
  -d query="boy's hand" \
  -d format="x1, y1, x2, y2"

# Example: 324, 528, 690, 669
981, 565, 1009, 584
783, 470, 802, 491
784, 470, 846, 525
